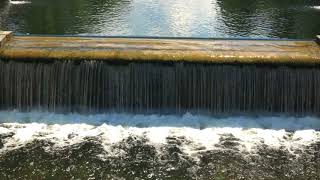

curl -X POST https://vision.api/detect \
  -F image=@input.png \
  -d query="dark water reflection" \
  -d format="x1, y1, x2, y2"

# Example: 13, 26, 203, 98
1, 138, 320, 179
218, 0, 320, 38
0, 0, 320, 38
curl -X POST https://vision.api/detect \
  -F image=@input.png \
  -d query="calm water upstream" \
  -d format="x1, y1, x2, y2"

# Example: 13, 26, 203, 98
0, 0, 319, 38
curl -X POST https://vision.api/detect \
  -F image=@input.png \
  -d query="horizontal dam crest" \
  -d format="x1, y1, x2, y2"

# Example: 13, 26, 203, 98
0, 34, 320, 65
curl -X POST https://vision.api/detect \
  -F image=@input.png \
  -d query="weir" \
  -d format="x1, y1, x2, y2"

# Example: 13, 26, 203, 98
0, 31, 320, 114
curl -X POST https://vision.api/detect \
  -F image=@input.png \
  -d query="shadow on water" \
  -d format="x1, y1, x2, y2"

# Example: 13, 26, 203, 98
216, 0, 320, 38
0, 0, 131, 34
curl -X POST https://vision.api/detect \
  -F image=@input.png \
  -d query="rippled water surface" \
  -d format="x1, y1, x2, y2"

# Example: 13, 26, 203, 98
0, 0, 320, 38
1, 0, 320, 179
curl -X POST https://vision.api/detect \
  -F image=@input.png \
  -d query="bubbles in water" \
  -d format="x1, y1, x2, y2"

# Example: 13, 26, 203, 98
310, 6, 320, 10
0, 111, 320, 179
0, 111, 319, 155
9, 0, 31, 5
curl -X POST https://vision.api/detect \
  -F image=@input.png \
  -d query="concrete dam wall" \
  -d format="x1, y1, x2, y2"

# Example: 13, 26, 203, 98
1, 31, 320, 114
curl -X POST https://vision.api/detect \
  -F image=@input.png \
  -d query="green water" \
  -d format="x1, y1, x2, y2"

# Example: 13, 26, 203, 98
0, 0, 319, 38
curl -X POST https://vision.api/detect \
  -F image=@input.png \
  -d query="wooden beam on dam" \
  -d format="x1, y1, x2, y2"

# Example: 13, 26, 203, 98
0, 33, 320, 65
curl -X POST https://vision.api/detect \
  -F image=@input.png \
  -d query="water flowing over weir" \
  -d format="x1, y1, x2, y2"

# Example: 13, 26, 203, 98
1, 34, 320, 179
1, 59, 320, 114
0, 34, 320, 115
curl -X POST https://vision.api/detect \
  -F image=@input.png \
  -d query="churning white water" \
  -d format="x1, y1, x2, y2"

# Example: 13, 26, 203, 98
8, 0, 31, 4
0, 111, 319, 157
310, 6, 320, 10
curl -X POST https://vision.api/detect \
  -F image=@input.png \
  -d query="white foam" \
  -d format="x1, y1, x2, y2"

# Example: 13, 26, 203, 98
0, 111, 319, 156
1, 111, 320, 130
1, 123, 319, 156
311, 6, 320, 10
9, 0, 31, 5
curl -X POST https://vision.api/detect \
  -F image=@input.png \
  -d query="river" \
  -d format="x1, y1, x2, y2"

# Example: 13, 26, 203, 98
1, 0, 320, 179
0, 0, 320, 38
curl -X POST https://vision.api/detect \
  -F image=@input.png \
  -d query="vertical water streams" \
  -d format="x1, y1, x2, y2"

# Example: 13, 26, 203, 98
0, 59, 319, 114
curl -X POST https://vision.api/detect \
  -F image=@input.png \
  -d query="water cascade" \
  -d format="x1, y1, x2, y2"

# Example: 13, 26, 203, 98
1, 33, 320, 179
1, 60, 320, 115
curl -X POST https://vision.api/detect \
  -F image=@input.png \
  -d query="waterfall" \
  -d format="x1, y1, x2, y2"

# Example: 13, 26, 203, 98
0, 59, 320, 115
1, 59, 320, 179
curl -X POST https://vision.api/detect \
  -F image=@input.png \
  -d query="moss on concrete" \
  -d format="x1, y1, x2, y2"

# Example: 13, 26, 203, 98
0, 35, 320, 65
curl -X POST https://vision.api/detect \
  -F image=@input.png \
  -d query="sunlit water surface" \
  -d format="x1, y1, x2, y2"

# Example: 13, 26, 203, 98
0, 0, 320, 38
1, 0, 320, 178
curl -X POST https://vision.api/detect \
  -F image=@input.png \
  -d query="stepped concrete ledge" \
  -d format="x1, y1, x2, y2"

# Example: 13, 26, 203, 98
0, 31, 12, 48
0, 33, 320, 65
